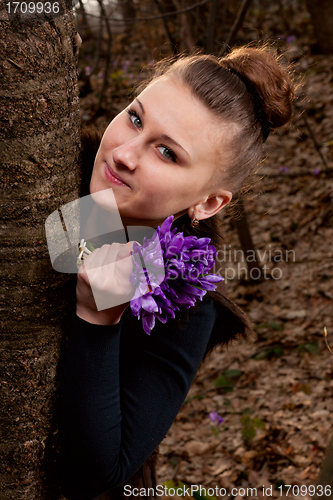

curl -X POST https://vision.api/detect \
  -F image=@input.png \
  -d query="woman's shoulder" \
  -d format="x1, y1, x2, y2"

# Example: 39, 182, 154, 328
204, 286, 253, 358
120, 284, 252, 356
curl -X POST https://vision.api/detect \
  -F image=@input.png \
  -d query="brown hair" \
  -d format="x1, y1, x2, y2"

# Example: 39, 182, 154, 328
137, 45, 295, 192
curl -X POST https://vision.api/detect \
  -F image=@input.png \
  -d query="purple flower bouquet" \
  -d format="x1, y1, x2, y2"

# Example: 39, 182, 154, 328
130, 216, 223, 334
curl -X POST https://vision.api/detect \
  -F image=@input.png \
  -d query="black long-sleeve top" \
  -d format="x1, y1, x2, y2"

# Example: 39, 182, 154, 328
59, 297, 221, 500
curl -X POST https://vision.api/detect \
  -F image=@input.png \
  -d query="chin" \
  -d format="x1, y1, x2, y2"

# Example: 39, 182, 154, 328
89, 178, 107, 195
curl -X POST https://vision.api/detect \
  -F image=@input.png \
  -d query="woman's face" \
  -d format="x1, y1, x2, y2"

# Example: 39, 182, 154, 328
90, 77, 232, 227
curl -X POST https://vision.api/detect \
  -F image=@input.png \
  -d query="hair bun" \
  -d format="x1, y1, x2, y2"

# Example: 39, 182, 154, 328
221, 46, 294, 129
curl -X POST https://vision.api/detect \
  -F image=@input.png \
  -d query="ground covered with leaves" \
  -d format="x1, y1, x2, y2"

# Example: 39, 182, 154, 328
155, 52, 333, 500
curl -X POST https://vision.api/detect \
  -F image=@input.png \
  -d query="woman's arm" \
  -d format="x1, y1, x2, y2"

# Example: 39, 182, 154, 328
59, 298, 218, 500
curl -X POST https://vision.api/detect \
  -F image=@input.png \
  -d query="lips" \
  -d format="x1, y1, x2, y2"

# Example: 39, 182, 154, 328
104, 162, 130, 188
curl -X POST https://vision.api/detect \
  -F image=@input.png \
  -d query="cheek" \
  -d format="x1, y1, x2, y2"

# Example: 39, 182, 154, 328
142, 174, 178, 202
144, 178, 194, 212
100, 127, 117, 150
100, 114, 126, 148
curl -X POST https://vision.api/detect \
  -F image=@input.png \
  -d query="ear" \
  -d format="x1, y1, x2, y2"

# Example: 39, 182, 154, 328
188, 190, 232, 221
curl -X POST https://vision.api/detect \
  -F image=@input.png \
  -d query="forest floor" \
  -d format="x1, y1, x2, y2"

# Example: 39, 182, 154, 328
78, 14, 333, 500
154, 52, 333, 499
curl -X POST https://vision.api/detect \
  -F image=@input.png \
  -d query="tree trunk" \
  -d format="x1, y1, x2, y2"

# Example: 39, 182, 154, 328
0, 3, 81, 498
306, 0, 333, 54
232, 197, 262, 280
206, 0, 217, 53
119, 0, 136, 21
314, 435, 333, 499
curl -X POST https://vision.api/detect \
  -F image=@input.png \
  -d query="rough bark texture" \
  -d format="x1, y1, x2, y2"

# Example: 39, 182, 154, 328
314, 437, 333, 499
0, 2, 81, 498
306, 0, 333, 54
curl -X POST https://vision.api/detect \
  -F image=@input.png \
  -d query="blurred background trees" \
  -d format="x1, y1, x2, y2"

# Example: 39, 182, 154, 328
305, 0, 333, 54
74, 0, 332, 277
73, 0, 332, 124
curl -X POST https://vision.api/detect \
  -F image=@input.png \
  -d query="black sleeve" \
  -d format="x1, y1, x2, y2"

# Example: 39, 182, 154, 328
59, 298, 218, 500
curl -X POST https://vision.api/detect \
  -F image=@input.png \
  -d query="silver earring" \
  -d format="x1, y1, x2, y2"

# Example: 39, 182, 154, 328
191, 216, 199, 228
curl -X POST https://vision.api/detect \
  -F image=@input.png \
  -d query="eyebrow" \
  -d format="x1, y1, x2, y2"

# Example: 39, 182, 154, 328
136, 98, 145, 115
135, 98, 189, 157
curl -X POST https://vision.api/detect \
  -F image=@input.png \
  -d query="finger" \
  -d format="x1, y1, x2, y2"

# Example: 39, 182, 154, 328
83, 244, 121, 270
116, 242, 134, 261
114, 243, 136, 279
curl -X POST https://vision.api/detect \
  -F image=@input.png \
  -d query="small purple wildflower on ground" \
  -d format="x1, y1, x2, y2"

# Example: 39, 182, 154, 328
122, 60, 131, 71
279, 165, 289, 173
208, 411, 224, 425
314, 168, 321, 176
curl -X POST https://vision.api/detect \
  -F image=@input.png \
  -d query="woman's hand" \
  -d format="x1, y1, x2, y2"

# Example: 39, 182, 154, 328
76, 243, 135, 325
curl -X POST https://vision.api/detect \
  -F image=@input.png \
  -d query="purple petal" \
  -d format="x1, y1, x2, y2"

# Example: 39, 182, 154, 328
142, 310, 155, 335
171, 288, 197, 307
201, 274, 224, 283
197, 277, 220, 291
164, 233, 184, 258
141, 294, 159, 313
193, 237, 211, 249
159, 215, 174, 237
130, 298, 142, 317
182, 236, 198, 249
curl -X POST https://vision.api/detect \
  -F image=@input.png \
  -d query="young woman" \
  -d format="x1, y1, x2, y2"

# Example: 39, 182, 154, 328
59, 45, 294, 500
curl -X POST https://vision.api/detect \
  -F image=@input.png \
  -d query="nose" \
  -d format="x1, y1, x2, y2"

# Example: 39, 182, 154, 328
112, 137, 140, 171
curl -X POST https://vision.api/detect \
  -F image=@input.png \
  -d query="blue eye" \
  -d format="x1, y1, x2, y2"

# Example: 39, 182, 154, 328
127, 108, 177, 163
127, 109, 142, 129
158, 146, 177, 162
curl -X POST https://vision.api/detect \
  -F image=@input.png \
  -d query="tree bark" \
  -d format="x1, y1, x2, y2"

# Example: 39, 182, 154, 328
206, 0, 217, 53
119, 0, 136, 21
314, 434, 333, 499
233, 198, 262, 280
0, 2, 81, 498
306, 0, 333, 54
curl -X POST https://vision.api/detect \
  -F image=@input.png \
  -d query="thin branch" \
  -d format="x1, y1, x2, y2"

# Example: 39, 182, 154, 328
295, 104, 331, 173
77, 0, 91, 34
219, 0, 253, 56
153, 0, 178, 52
206, 0, 218, 53
233, 197, 262, 278
6, 58, 23, 70
255, 169, 333, 178
95, 0, 112, 114
324, 327, 333, 355
83, 0, 211, 23
89, 8, 103, 75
